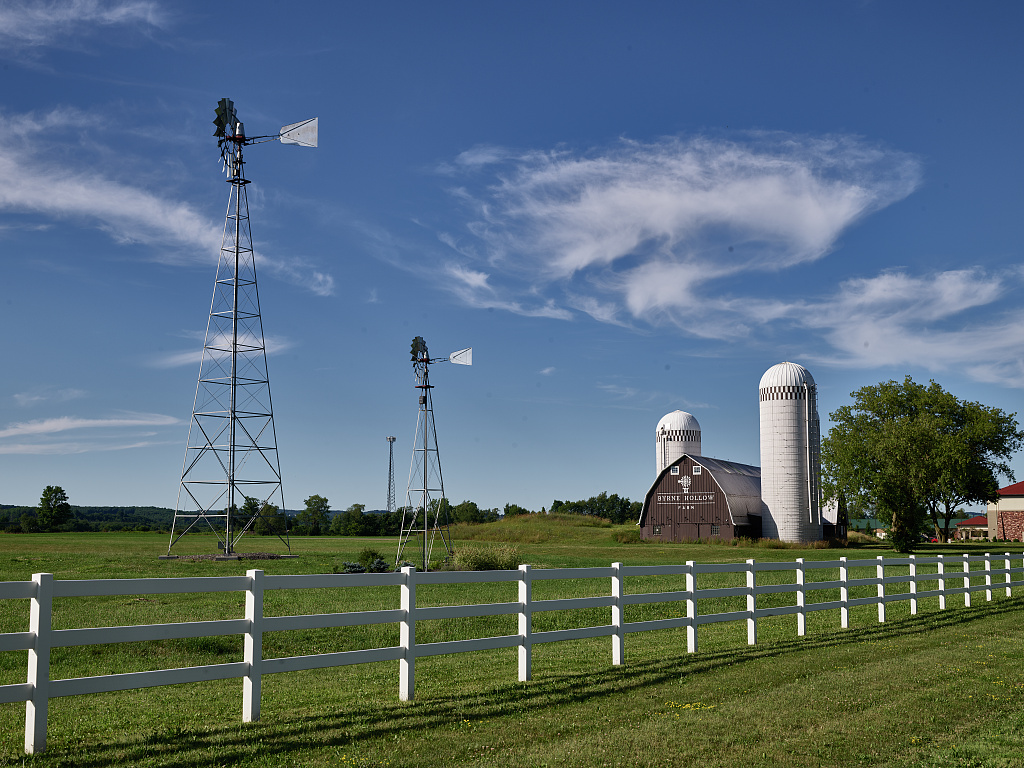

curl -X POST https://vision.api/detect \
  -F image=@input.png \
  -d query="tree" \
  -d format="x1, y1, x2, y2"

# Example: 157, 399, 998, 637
331, 503, 379, 536
37, 485, 72, 531
549, 492, 640, 524
248, 497, 286, 536
452, 500, 486, 524
822, 377, 1023, 552
296, 494, 330, 536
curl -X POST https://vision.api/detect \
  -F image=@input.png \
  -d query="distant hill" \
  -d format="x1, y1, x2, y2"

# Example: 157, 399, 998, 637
0, 504, 175, 532
0, 505, 390, 532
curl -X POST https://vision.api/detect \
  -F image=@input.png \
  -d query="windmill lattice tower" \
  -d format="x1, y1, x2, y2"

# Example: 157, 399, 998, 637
386, 436, 397, 514
167, 99, 316, 556
396, 337, 471, 569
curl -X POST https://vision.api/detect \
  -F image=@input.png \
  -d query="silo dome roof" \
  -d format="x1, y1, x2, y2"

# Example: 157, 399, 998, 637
759, 362, 815, 390
656, 410, 701, 433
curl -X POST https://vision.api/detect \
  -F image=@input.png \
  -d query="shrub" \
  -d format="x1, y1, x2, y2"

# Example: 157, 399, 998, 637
450, 543, 521, 571
357, 548, 390, 572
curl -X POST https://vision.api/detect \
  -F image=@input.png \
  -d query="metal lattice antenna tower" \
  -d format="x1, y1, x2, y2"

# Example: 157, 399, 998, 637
386, 436, 397, 514
396, 337, 472, 570
167, 99, 317, 557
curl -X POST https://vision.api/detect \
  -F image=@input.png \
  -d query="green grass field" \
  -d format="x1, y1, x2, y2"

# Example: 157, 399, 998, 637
0, 523, 1020, 767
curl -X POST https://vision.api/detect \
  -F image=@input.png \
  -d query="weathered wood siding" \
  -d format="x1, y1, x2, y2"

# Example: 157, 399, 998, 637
641, 456, 735, 542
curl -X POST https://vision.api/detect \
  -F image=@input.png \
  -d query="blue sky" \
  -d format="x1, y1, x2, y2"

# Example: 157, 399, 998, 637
1, 1, 1023, 516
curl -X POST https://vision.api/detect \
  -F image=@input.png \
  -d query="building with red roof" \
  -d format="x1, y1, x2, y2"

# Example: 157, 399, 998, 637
986, 481, 1024, 541
955, 515, 990, 541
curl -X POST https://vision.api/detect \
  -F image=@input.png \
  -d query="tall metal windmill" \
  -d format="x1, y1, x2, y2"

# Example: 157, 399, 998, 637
166, 99, 318, 557
396, 337, 472, 570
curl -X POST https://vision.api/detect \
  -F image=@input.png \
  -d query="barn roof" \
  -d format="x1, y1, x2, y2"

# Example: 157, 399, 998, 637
639, 455, 762, 527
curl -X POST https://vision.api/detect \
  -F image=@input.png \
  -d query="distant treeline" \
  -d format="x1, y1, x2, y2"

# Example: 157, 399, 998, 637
302, 491, 641, 537
0, 489, 642, 535
0, 505, 176, 533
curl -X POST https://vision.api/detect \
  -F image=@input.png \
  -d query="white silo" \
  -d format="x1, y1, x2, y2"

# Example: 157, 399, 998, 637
758, 362, 822, 542
655, 410, 701, 474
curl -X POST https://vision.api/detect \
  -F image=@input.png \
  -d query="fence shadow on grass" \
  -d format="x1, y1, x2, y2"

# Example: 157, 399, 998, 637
25, 595, 1024, 768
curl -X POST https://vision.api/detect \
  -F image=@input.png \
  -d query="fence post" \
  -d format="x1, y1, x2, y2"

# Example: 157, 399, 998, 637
1006, 553, 1013, 598
611, 562, 624, 665
937, 554, 945, 610
518, 564, 532, 680
25, 572, 52, 755
796, 558, 806, 637
839, 556, 849, 629
746, 560, 757, 646
963, 554, 971, 608
400, 566, 416, 701
985, 553, 992, 602
876, 556, 885, 623
686, 561, 697, 654
243, 569, 263, 723
909, 555, 917, 616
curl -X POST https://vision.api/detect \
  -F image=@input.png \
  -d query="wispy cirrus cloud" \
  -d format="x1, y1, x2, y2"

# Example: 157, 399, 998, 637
148, 333, 294, 369
437, 133, 920, 323
0, 439, 171, 455
0, 108, 334, 295
0, 0, 165, 51
13, 387, 87, 407
791, 269, 1024, 386
427, 134, 1024, 387
0, 412, 179, 440
0, 410, 181, 455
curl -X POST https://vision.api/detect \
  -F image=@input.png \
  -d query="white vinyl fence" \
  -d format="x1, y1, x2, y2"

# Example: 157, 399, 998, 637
1, 552, 1022, 754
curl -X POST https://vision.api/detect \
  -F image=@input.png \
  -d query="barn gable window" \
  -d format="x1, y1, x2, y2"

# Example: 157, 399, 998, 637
692, 465, 702, 475
670, 466, 680, 475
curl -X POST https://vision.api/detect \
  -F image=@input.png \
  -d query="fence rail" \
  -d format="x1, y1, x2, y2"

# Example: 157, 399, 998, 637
1, 552, 1021, 753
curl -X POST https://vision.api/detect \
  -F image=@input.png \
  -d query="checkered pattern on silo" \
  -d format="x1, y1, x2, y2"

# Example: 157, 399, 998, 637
655, 410, 701, 475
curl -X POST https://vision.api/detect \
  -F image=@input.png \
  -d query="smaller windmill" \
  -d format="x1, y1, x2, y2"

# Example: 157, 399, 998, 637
396, 337, 472, 570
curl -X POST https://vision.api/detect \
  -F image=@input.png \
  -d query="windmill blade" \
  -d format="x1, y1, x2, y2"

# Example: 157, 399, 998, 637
449, 347, 472, 366
214, 98, 237, 138
279, 117, 318, 147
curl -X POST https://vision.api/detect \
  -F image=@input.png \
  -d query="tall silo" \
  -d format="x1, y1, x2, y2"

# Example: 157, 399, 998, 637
656, 410, 701, 474
758, 362, 822, 542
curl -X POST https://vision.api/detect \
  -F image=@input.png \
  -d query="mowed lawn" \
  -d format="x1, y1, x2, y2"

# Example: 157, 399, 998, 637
0, 527, 1019, 767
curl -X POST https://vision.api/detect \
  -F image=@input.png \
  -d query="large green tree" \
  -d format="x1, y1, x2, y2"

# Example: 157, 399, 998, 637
37, 485, 72, 531
245, 497, 287, 536
822, 377, 1022, 552
296, 494, 330, 535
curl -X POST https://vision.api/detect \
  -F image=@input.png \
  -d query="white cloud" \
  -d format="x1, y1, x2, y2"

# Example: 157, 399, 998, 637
0, 0, 165, 50
427, 134, 1024, 388
795, 269, 1024, 385
0, 412, 179, 440
0, 439, 170, 455
149, 334, 293, 368
13, 387, 86, 407
440, 263, 572, 319
436, 133, 920, 327
0, 108, 334, 295
538, 367, 556, 376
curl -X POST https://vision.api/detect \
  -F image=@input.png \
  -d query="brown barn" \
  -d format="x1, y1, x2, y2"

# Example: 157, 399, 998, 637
638, 455, 762, 542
